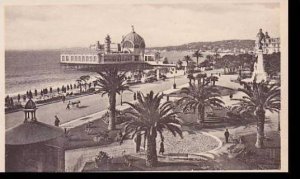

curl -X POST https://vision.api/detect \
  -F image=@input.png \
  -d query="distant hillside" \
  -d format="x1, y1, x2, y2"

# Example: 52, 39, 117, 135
147, 39, 255, 51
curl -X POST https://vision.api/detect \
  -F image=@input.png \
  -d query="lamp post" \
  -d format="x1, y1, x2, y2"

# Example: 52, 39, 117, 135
120, 90, 123, 106
173, 75, 176, 89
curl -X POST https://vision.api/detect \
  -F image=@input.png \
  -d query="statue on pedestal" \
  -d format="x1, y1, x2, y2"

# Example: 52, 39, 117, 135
256, 28, 265, 50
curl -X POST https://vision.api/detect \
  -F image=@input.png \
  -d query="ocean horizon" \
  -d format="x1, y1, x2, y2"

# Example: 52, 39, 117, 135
5, 50, 98, 96
5, 49, 204, 96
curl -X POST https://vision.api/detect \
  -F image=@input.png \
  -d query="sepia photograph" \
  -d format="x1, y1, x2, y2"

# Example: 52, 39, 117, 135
0, 0, 288, 172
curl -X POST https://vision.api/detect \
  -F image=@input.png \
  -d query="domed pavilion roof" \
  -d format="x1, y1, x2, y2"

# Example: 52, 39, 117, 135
122, 26, 145, 49
6, 121, 64, 145
6, 98, 64, 145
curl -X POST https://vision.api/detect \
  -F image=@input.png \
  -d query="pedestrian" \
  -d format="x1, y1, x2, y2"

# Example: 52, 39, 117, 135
133, 92, 136, 101
229, 92, 233, 99
224, 129, 230, 143
159, 141, 165, 155
62, 95, 66, 103
10, 98, 14, 107
54, 115, 60, 127
17, 94, 21, 102
66, 101, 71, 110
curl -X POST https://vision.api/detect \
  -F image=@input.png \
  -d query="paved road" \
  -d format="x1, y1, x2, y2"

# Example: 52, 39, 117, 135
6, 74, 191, 129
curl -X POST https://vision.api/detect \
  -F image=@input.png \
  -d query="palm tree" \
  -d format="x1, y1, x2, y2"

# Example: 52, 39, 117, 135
177, 59, 183, 70
121, 91, 183, 167
214, 52, 221, 61
207, 76, 219, 86
206, 54, 214, 63
178, 83, 224, 126
195, 73, 207, 86
187, 73, 195, 86
184, 55, 192, 72
232, 81, 280, 148
76, 79, 82, 93
193, 50, 203, 67
95, 68, 130, 130
80, 75, 90, 92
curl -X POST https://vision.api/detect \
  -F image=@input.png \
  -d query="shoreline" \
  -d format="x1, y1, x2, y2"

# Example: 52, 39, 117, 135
5, 75, 99, 98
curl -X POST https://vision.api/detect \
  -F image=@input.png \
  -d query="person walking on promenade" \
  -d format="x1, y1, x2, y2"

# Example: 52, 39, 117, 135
62, 95, 66, 103
133, 92, 136, 101
224, 129, 230, 143
229, 92, 233, 100
17, 94, 21, 102
66, 101, 71, 110
54, 115, 60, 127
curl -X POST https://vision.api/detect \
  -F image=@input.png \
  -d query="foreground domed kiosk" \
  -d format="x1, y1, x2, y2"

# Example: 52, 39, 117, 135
6, 99, 65, 172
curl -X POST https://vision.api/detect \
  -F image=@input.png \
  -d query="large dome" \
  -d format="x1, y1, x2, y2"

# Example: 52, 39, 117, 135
122, 29, 145, 49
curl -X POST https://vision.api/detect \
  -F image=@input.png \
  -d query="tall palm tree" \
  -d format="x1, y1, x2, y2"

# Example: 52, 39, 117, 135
184, 55, 193, 72
121, 91, 183, 167
178, 83, 224, 126
232, 81, 280, 148
193, 50, 203, 67
95, 68, 130, 130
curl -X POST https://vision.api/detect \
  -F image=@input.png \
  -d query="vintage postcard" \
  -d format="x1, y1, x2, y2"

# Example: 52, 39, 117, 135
0, 0, 288, 172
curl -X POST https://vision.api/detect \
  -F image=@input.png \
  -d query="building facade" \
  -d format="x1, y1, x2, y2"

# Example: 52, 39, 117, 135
60, 26, 147, 65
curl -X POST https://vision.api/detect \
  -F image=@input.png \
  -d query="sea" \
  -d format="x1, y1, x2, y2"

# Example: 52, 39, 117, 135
5, 49, 205, 96
5, 50, 98, 96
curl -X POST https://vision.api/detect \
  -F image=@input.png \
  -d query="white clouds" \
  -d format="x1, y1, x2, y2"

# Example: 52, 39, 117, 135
5, 3, 280, 50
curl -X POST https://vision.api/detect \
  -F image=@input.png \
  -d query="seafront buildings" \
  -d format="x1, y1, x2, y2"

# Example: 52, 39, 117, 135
60, 26, 152, 65
59, 26, 177, 81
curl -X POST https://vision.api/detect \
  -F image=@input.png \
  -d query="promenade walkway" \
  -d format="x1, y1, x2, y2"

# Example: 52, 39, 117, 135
5, 72, 189, 129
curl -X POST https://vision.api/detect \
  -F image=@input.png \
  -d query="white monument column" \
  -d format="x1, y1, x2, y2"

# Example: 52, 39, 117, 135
251, 28, 268, 82
252, 49, 267, 82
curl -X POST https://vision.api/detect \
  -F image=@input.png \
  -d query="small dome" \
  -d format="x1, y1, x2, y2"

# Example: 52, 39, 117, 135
24, 99, 36, 109
122, 27, 145, 49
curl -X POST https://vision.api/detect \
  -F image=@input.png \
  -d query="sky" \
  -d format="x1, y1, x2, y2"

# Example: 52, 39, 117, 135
4, 2, 280, 50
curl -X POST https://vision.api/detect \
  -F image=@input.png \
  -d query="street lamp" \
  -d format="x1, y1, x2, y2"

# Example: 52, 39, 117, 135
173, 75, 176, 89
120, 90, 123, 106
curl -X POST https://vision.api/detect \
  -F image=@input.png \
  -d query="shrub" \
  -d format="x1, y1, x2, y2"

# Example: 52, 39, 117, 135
95, 151, 111, 167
